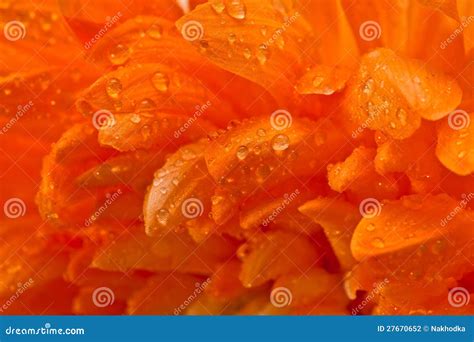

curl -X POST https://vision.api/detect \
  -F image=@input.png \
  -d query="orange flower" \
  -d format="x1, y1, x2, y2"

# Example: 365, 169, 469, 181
0, 0, 472, 315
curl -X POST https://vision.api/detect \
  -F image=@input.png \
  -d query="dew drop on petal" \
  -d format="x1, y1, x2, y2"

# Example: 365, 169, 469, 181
225, 0, 246, 20
152, 72, 169, 92
272, 134, 289, 151
108, 44, 131, 65
106, 78, 123, 99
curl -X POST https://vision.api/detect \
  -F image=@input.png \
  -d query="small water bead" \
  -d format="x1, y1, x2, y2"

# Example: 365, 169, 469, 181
76, 100, 93, 115
243, 48, 252, 60
312, 76, 324, 88
130, 114, 141, 124
108, 44, 131, 65
371, 237, 385, 249
260, 26, 268, 36
256, 128, 266, 137
106, 78, 123, 99
159, 187, 167, 194
199, 40, 209, 53
136, 98, 156, 111
228, 33, 237, 44
147, 24, 162, 39
225, 0, 246, 20
256, 44, 269, 65
396, 108, 407, 126
366, 223, 376, 232
256, 163, 271, 180
156, 208, 170, 226
272, 134, 289, 151
236, 145, 249, 160
152, 72, 169, 92
211, 0, 225, 14
363, 78, 374, 95
211, 195, 224, 205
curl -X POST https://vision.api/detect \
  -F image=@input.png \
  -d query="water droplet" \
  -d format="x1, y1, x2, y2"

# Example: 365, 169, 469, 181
366, 223, 376, 232
396, 108, 407, 126
256, 128, 266, 137
147, 24, 162, 39
225, 0, 246, 20
156, 208, 170, 226
136, 98, 156, 111
243, 48, 252, 60
260, 26, 268, 36
363, 78, 374, 95
159, 187, 167, 194
152, 72, 169, 92
458, 151, 467, 159
76, 100, 93, 115
236, 145, 249, 160
256, 44, 269, 65
108, 44, 131, 65
130, 114, 141, 124
256, 163, 271, 180
371, 237, 385, 249
228, 33, 237, 45
272, 134, 289, 151
312, 76, 324, 88
211, 0, 225, 13
106, 78, 122, 99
